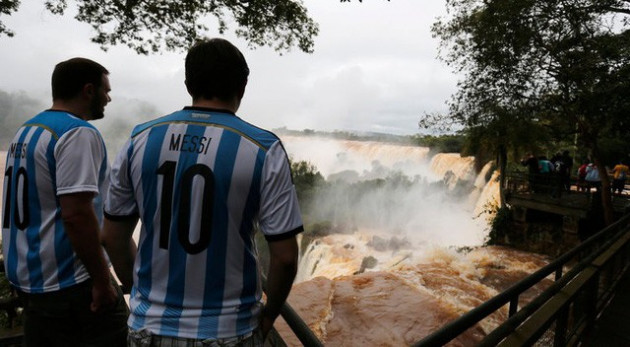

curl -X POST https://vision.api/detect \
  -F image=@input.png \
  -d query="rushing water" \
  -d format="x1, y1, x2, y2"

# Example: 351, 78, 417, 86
274, 136, 550, 346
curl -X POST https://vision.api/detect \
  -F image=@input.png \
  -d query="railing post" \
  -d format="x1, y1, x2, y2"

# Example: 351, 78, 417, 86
582, 271, 600, 343
553, 306, 569, 347
555, 267, 563, 281
508, 297, 518, 317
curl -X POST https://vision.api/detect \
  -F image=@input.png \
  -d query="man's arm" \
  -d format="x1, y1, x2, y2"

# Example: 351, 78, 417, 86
59, 192, 117, 312
261, 236, 299, 338
102, 217, 138, 293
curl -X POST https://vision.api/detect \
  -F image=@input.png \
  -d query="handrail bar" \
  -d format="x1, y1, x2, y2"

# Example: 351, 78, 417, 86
279, 302, 323, 347
412, 213, 630, 346
261, 274, 323, 346
0, 264, 324, 347
478, 228, 629, 346
492, 231, 630, 346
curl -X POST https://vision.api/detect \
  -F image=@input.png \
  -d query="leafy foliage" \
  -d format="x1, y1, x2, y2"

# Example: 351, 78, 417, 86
0, 0, 19, 37
289, 159, 326, 227
431, 0, 630, 154
290, 159, 325, 205
429, 0, 630, 223
1, 0, 319, 54
409, 134, 465, 154
485, 205, 511, 246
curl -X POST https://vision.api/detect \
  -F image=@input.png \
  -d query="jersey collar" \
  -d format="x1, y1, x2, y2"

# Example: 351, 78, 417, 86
183, 106, 236, 116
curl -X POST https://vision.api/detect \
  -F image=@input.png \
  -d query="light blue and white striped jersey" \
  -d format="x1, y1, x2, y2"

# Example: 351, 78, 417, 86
1, 110, 109, 293
104, 107, 303, 339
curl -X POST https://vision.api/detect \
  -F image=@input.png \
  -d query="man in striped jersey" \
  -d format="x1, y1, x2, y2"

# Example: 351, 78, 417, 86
102, 38, 303, 346
2, 58, 128, 346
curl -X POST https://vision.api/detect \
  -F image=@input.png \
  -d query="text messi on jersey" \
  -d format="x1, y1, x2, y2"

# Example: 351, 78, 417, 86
8, 142, 28, 159
169, 133, 211, 155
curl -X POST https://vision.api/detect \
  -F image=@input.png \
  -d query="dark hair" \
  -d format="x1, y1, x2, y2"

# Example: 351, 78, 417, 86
52, 58, 109, 100
185, 38, 250, 101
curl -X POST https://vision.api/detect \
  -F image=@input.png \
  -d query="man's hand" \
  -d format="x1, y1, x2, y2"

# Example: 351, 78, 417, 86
90, 281, 118, 313
102, 217, 138, 292
260, 310, 275, 339
60, 192, 119, 313
261, 236, 298, 338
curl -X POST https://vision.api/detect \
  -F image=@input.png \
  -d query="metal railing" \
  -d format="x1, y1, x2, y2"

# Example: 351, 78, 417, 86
412, 213, 630, 346
0, 268, 323, 347
505, 171, 566, 196
273, 301, 323, 346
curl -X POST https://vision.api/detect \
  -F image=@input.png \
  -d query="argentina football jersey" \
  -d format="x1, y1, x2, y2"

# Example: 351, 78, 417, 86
104, 107, 303, 339
2, 110, 109, 293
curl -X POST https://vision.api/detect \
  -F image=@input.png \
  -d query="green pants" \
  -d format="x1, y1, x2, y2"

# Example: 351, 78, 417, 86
18, 278, 129, 347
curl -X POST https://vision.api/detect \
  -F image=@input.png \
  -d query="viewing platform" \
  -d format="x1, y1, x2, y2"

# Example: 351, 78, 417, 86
504, 172, 630, 245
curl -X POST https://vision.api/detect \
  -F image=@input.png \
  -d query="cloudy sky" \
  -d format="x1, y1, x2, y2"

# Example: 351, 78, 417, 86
0, 1, 457, 136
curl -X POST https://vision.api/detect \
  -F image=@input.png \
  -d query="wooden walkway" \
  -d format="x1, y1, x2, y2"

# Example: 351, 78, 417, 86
504, 172, 630, 218
586, 268, 630, 346
506, 190, 630, 217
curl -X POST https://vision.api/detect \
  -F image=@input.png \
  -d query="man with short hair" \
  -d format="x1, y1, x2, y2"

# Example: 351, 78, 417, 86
2, 57, 128, 346
102, 38, 303, 346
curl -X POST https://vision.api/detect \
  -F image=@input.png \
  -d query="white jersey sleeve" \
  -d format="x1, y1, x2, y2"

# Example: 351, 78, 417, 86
104, 138, 138, 218
55, 127, 107, 196
259, 141, 302, 239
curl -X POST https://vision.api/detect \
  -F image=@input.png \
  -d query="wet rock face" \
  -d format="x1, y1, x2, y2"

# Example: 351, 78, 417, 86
278, 244, 551, 346
276, 272, 486, 346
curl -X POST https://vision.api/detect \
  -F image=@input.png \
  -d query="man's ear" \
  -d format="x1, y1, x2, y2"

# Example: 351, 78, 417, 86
238, 78, 248, 100
83, 83, 95, 99
184, 79, 193, 97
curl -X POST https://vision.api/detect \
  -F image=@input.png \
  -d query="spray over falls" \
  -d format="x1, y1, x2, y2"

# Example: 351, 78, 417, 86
275, 135, 549, 346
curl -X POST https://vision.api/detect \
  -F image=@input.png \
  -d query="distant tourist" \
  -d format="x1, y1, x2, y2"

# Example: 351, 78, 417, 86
521, 152, 539, 174
577, 159, 589, 192
1, 58, 128, 346
611, 160, 629, 195
585, 163, 602, 192
537, 156, 555, 195
559, 150, 573, 192
521, 152, 540, 192
538, 155, 555, 174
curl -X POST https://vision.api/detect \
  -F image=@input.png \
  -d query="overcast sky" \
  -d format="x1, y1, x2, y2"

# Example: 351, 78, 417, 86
0, 1, 457, 136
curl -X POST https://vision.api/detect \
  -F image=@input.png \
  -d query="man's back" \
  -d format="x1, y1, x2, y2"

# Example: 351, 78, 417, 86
2, 110, 108, 293
614, 164, 629, 180
106, 107, 302, 339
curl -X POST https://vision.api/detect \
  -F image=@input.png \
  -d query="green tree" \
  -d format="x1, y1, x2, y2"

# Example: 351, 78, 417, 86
290, 159, 325, 207
429, 0, 630, 224
0, 0, 19, 37
1, 0, 319, 54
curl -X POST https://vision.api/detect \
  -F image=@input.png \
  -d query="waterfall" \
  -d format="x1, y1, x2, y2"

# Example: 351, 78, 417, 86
281, 135, 496, 257
274, 136, 548, 346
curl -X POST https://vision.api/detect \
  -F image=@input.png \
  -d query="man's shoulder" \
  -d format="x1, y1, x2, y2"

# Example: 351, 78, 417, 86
25, 110, 97, 139
231, 120, 281, 150
127, 108, 283, 151
130, 112, 175, 138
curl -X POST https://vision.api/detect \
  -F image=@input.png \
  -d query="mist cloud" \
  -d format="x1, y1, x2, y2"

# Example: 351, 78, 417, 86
282, 136, 489, 248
